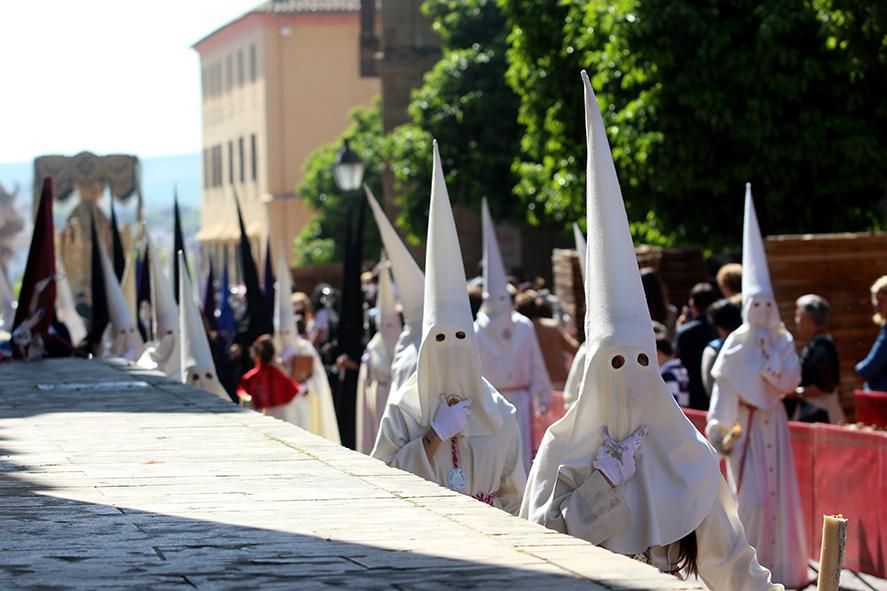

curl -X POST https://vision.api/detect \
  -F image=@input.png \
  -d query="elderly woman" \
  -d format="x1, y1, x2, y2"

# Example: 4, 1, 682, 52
787, 294, 844, 423
856, 276, 887, 392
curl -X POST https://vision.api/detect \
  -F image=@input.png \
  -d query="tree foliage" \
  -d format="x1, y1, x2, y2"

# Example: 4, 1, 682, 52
385, 0, 523, 242
295, 102, 383, 265
500, 0, 887, 248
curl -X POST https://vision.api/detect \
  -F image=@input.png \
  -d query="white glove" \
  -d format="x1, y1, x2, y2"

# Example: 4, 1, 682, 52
593, 425, 648, 487
431, 398, 472, 440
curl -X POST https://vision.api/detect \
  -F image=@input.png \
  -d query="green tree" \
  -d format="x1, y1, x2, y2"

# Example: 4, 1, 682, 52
501, 0, 887, 248
385, 0, 523, 241
296, 102, 384, 265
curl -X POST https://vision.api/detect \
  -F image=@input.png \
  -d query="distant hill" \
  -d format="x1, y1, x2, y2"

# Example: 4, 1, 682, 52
0, 153, 202, 212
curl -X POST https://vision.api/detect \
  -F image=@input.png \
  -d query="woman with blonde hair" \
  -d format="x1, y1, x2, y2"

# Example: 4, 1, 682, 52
856, 275, 887, 392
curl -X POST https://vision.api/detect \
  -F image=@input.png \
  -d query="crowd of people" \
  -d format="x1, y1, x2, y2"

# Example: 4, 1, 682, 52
4, 71, 887, 590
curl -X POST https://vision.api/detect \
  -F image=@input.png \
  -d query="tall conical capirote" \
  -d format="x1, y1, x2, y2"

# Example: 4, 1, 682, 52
273, 242, 299, 354
262, 237, 276, 315
421, 141, 476, 339
233, 191, 273, 340
397, 139, 499, 437
55, 254, 87, 346
120, 231, 139, 324
136, 243, 151, 341
519, 70, 721, 558
572, 222, 587, 283
109, 202, 126, 281
145, 234, 178, 338
177, 250, 229, 400
172, 188, 190, 304
85, 210, 110, 350
12, 177, 57, 358
216, 249, 236, 343
375, 253, 401, 351
364, 185, 424, 325
202, 261, 217, 332
741, 183, 774, 303
580, 71, 653, 351
480, 198, 511, 316
95, 229, 138, 332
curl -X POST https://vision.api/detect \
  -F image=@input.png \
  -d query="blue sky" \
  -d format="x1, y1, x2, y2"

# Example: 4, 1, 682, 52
0, 0, 257, 163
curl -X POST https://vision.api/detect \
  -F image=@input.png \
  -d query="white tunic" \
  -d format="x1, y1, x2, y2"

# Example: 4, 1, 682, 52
708, 324, 807, 588
356, 332, 395, 454
372, 374, 526, 514
281, 336, 341, 445
475, 311, 553, 472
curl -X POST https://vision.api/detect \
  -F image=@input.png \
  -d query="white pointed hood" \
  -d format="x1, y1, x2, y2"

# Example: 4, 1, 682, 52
711, 184, 794, 409
178, 251, 228, 400
147, 236, 179, 338
480, 198, 511, 316
475, 198, 517, 354
739, 184, 781, 327
121, 244, 138, 323
136, 234, 180, 377
364, 185, 424, 326
572, 222, 587, 283
375, 254, 402, 355
54, 255, 87, 346
388, 141, 501, 436
96, 232, 143, 359
273, 242, 300, 360
0, 265, 15, 332
521, 71, 720, 554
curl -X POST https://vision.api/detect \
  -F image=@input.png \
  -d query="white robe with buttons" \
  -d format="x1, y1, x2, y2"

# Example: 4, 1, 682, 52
475, 312, 553, 472
707, 329, 807, 588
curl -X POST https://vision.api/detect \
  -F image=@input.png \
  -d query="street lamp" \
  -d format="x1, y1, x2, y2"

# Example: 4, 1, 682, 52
332, 139, 365, 192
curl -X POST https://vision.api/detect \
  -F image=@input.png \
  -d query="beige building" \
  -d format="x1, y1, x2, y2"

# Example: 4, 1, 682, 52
193, 0, 380, 277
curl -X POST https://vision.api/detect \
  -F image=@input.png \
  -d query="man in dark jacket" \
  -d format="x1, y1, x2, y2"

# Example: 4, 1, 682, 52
673, 283, 720, 410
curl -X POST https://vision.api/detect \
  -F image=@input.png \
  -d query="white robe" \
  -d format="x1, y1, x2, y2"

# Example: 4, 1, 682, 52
475, 311, 553, 472
536, 464, 781, 590
281, 336, 341, 445
371, 374, 526, 514
707, 327, 807, 588
356, 332, 395, 454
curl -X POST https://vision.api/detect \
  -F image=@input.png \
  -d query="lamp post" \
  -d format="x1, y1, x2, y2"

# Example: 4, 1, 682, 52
332, 139, 365, 192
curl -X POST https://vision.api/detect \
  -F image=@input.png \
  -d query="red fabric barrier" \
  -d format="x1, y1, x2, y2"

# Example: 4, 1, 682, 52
533, 396, 887, 578
855, 389, 887, 428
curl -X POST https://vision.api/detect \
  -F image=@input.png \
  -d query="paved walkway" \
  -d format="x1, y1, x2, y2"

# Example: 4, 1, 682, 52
0, 358, 699, 590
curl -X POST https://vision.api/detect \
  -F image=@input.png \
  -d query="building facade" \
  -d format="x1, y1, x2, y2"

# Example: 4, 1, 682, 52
193, 0, 380, 277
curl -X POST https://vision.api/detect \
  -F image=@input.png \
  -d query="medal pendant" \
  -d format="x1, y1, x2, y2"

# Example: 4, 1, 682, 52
447, 467, 466, 491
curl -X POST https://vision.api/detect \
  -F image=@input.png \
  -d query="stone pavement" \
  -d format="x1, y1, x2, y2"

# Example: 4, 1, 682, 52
0, 358, 700, 590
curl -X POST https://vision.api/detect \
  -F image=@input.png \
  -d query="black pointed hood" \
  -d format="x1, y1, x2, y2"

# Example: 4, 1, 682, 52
136, 243, 151, 341
172, 189, 190, 304
85, 210, 110, 350
202, 261, 217, 332
109, 202, 125, 281
262, 238, 276, 315
234, 192, 273, 342
12, 178, 57, 358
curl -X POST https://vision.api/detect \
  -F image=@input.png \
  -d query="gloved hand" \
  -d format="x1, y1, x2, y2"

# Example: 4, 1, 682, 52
535, 391, 551, 415
593, 425, 648, 487
431, 397, 472, 440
